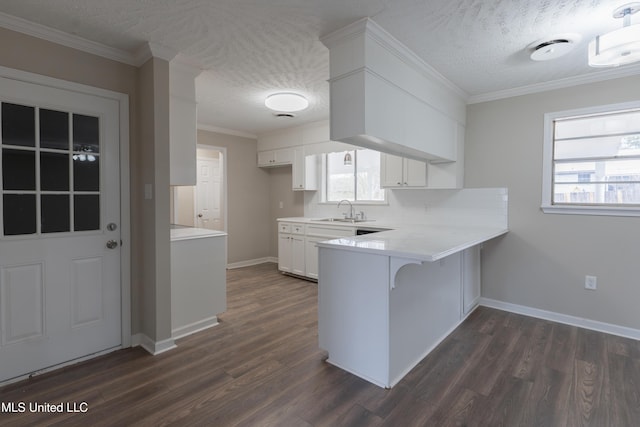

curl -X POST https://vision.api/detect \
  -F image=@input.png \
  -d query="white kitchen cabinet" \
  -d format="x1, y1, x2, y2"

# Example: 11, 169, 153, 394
278, 221, 356, 280
291, 235, 305, 276
380, 154, 427, 188
292, 148, 317, 191
257, 148, 294, 167
278, 222, 305, 275
278, 232, 293, 273
169, 60, 201, 186
304, 236, 324, 279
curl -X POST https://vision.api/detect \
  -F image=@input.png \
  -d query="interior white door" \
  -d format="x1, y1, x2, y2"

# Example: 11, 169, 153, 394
0, 76, 121, 383
195, 157, 222, 231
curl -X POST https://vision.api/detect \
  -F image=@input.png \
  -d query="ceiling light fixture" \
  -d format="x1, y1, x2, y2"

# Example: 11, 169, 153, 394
264, 92, 309, 112
589, 2, 640, 67
530, 39, 574, 61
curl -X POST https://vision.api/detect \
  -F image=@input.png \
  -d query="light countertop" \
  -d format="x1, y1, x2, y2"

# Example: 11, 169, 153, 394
170, 227, 227, 241
278, 217, 507, 262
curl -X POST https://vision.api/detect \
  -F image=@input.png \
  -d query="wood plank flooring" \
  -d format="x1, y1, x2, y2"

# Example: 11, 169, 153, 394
1, 262, 640, 426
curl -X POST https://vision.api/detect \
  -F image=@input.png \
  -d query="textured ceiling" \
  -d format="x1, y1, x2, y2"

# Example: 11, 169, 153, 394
0, 0, 638, 136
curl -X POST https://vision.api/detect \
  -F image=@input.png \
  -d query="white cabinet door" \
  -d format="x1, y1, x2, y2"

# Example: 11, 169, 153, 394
404, 158, 427, 187
278, 233, 292, 273
380, 154, 404, 187
292, 148, 317, 191
258, 148, 294, 167
304, 236, 323, 279
291, 235, 306, 276
381, 154, 426, 188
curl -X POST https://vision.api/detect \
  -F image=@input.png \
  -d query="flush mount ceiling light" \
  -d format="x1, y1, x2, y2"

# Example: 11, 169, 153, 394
530, 39, 576, 61
589, 2, 640, 67
264, 92, 309, 112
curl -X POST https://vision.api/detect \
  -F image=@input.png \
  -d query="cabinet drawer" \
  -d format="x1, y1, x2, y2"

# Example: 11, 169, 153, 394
291, 224, 305, 235
305, 224, 355, 238
279, 223, 292, 233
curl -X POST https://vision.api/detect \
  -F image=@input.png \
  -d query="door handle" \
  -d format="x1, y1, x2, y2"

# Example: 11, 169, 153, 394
198, 213, 203, 218
106, 240, 118, 249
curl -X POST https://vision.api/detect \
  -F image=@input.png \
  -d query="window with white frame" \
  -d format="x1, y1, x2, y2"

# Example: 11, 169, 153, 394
542, 101, 640, 216
324, 149, 385, 203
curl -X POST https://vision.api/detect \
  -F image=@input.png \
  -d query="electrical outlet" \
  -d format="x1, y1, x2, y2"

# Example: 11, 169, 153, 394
585, 275, 597, 290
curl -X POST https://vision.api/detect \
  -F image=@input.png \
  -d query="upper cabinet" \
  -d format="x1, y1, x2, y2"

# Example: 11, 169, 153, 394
169, 59, 201, 186
380, 154, 427, 188
257, 148, 294, 167
292, 148, 317, 191
320, 18, 466, 164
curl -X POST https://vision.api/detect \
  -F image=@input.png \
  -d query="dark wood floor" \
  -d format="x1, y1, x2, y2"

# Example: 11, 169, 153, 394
1, 262, 640, 426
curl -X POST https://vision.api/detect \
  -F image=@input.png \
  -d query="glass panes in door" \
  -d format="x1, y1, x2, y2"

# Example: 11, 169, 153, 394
1, 103, 101, 236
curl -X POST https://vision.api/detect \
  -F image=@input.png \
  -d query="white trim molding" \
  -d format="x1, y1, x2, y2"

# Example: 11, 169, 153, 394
480, 298, 640, 341
132, 334, 177, 355
468, 62, 640, 104
0, 11, 138, 66
227, 257, 277, 269
171, 316, 219, 340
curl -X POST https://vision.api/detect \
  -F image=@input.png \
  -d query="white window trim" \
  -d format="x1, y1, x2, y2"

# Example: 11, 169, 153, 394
541, 100, 640, 217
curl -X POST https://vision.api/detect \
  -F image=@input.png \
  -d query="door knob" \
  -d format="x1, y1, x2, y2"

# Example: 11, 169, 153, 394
198, 213, 203, 218
106, 240, 118, 249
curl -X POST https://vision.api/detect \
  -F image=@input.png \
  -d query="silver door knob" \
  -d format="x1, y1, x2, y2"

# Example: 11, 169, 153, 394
106, 240, 118, 249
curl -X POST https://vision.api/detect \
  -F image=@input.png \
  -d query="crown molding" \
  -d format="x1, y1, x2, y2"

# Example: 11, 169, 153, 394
468, 63, 640, 104
197, 124, 258, 140
0, 12, 194, 68
0, 11, 139, 66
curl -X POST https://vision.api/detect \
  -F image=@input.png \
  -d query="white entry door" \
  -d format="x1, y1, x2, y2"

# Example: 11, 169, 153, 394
195, 157, 222, 231
0, 75, 121, 382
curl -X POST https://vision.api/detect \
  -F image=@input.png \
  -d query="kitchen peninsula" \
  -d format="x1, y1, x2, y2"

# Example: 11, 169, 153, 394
317, 223, 507, 388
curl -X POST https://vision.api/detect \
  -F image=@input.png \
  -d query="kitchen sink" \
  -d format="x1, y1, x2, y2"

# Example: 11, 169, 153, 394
312, 218, 372, 223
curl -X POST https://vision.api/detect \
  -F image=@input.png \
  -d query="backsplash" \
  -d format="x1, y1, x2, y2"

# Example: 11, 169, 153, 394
304, 187, 508, 228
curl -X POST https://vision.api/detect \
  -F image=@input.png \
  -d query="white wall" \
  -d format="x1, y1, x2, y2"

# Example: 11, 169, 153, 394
465, 74, 640, 331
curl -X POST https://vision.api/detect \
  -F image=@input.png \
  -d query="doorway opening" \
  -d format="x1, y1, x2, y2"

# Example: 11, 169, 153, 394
171, 145, 227, 232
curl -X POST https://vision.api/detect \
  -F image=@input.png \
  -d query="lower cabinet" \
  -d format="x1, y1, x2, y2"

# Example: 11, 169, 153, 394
304, 236, 324, 279
278, 222, 306, 275
278, 221, 356, 280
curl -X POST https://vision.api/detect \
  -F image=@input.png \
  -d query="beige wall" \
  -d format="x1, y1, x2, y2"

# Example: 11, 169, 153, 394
465, 74, 640, 330
197, 129, 273, 264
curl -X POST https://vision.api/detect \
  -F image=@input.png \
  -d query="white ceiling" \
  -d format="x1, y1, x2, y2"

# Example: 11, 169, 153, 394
1, 0, 639, 137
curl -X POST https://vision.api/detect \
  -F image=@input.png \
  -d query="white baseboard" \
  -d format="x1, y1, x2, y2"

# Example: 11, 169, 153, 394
227, 257, 277, 269
172, 316, 219, 340
132, 333, 177, 355
479, 297, 640, 340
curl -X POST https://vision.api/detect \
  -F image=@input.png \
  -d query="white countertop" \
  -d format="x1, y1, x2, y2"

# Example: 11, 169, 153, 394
278, 217, 507, 262
170, 227, 227, 241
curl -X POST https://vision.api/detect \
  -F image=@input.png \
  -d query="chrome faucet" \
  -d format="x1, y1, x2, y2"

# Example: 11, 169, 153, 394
337, 199, 354, 219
